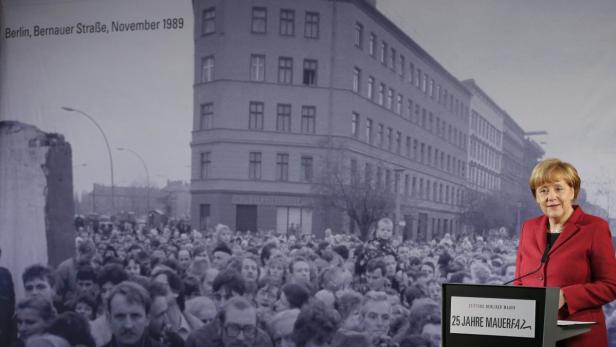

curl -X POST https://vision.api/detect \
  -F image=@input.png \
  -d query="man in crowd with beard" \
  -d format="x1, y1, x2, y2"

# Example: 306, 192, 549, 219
104, 281, 163, 347
185, 296, 272, 347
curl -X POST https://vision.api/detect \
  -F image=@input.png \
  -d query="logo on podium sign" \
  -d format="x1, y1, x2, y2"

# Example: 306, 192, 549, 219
449, 296, 536, 338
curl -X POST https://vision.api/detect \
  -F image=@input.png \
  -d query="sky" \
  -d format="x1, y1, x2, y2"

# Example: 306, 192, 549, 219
1, 0, 615, 214
378, 0, 616, 214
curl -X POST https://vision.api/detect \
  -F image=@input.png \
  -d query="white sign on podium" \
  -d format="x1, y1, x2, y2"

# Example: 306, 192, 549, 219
450, 296, 536, 338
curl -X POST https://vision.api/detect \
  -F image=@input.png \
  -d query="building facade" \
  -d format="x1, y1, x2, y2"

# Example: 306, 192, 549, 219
79, 180, 190, 219
191, 0, 472, 240
462, 79, 504, 193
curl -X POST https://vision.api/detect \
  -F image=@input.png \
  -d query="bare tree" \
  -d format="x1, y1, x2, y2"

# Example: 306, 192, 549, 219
312, 150, 395, 241
460, 190, 517, 236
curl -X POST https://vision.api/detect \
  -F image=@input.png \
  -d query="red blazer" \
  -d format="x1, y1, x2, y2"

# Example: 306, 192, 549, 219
514, 206, 616, 347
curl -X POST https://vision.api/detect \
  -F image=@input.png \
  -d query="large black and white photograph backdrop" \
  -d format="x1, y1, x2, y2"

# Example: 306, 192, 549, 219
1, 0, 616, 346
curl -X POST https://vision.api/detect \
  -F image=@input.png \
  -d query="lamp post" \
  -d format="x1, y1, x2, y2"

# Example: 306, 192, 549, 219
117, 147, 150, 213
394, 168, 405, 241
61, 106, 115, 214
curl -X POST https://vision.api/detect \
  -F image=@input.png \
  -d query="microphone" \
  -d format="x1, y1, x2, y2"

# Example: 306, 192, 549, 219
503, 246, 549, 285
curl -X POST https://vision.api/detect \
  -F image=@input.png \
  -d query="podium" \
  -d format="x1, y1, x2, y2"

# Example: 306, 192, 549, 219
442, 283, 594, 347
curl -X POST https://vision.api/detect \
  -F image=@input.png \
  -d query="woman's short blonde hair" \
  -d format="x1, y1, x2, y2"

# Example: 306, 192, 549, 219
528, 158, 581, 199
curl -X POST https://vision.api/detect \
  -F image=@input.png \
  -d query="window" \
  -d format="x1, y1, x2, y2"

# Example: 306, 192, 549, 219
279, 9, 295, 36
415, 67, 421, 88
352, 67, 361, 93
278, 57, 293, 84
366, 118, 373, 144
249, 101, 264, 130
399, 55, 405, 78
409, 62, 415, 84
386, 88, 393, 110
380, 41, 387, 65
301, 156, 313, 182
354, 22, 363, 49
419, 178, 424, 198
387, 127, 393, 151
377, 123, 384, 147
396, 131, 401, 154
429, 78, 435, 98
350, 158, 358, 185
202, 7, 215, 35
396, 94, 402, 115
201, 55, 214, 83
429, 112, 434, 132
367, 76, 374, 99
250, 54, 265, 81
405, 136, 411, 157
390, 47, 396, 71
200, 102, 213, 130
427, 145, 432, 165
200, 152, 210, 179
369, 33, 376, 57
301, 106, 316, 133
199, 204, 210, 230
276, 153, 289, 181
277, 207, 312, 235
303, 59, 317, 86
378, 83, 385, 105
251, 7, 267, 33
385, 169, 391, 191
276, 104, 292, 132
249, 152, 262, 180
365, 163, 373, 184
352, 112, 360, 138
304, 12, 319, 38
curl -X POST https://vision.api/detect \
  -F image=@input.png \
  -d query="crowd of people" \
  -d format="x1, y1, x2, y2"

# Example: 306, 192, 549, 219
1, 217, 616, 347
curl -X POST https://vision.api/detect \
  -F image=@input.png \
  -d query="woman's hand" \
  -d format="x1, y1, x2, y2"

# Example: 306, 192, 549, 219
559, 289, 567, 309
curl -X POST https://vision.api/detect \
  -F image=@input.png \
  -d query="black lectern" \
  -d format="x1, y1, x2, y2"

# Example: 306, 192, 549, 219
442, 284, 594, 347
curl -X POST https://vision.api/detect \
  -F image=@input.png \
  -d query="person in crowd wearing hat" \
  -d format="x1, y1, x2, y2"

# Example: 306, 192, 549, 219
211, 245, 232, 271
56, 240, 97, 305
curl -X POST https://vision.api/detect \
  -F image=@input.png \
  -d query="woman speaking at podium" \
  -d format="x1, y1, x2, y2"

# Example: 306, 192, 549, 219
513, 158, 616, 346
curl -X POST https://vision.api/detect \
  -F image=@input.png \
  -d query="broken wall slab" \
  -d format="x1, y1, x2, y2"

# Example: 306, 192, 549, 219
0, 121, 74, 298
